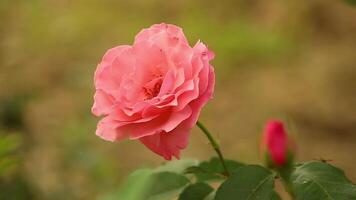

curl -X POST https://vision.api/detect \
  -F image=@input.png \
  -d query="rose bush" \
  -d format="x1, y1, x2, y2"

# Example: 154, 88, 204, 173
92, 24, 356, 200
92, 23, 215, 160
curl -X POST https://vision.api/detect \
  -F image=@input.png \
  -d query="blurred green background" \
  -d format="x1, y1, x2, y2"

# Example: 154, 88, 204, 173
1, 0, 356, 199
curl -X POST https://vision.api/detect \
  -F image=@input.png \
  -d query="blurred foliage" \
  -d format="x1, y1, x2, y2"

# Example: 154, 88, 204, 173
0, 134, 35, 199
345, 0, 356, 6
0, 99, 22, 130
0, 134, 21, 176
0, 96, 28, 130
0, 175, 35, 200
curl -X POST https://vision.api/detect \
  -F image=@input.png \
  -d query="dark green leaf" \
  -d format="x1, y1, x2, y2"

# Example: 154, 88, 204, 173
185, 157, 244, 182
291, 161, 356, 200
215, 165, 276, 200
178, 182, 214, 200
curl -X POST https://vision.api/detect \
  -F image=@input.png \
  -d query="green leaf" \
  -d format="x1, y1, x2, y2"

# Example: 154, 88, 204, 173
185, 157, 244, 182
114, 169, 153, 200
270, 191, 281, 200
114, 169, 190, 200
103, 159, 197, 200
204, 191, 216, 200
291, 161, 356, 200
155, 159, 199, 174
215, 165, 276, 200
178, 182, 214, 200
146, 172, 190, 200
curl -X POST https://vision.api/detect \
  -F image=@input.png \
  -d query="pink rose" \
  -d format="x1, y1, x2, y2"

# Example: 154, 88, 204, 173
92, 23, 215, 160
261, 120, 294, 167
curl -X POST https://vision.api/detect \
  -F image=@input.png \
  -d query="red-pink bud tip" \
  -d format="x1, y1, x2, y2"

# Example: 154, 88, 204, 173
262, 120, 291, 167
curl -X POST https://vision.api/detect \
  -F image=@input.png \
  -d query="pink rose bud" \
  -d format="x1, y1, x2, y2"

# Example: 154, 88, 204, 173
92, 23, 215, 160
261, 120, 294, 167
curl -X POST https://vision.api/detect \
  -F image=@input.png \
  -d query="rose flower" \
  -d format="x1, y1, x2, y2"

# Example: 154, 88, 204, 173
92, 23, 215, 160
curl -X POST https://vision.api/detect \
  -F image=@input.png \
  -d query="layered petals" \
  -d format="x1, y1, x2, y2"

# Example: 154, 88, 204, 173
92, 23, 215, 160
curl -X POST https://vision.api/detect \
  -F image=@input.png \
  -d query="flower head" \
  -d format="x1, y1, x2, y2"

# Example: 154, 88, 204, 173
92, 23, 215, 160
261, 120, 294, 167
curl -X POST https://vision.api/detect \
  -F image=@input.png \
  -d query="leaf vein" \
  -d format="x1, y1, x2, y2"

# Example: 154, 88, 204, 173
246, 174, 273, 200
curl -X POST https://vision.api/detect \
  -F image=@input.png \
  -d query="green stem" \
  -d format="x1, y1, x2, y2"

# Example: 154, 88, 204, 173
196, 121, 230, 177
278, 165, 295, 199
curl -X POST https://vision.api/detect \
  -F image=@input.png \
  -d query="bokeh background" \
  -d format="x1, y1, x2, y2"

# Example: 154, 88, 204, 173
1, 0, 356, 199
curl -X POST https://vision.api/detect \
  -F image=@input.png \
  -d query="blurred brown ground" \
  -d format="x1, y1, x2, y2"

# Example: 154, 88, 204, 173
1, 0, 356, 199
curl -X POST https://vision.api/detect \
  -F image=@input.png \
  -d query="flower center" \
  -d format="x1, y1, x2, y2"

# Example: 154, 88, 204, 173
143, 76, 163, 100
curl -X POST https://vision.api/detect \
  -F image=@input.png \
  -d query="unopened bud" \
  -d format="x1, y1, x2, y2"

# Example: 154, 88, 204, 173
261, 120, 294, 168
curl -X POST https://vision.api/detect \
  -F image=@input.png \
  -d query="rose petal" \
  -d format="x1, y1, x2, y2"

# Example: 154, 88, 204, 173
129, 105, 192, 139
140, 124, 190, 160
92, 89, 115, 117
94, 45, 134, 95
96, 117, 129, 142
134, 23, 189, 47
